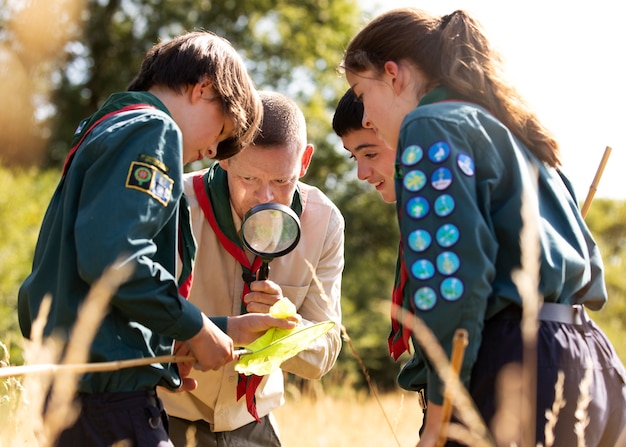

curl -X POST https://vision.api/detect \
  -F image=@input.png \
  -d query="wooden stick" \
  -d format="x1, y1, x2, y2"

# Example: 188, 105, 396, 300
0, 355, 195, 379
581, 146, 612, 218
0, 349, 255, 379
435, 328, 469, 447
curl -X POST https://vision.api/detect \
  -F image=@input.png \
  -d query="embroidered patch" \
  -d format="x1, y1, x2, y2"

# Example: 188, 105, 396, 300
406, 196, 429, 219
457, 153, 475, 177
440, 277, 464, 301
428, 141, 450, 163
434, 194, 455, 217
403, 170, 427, 192
402, 145, 423, 166
431, 167, 453, 191
411, 259, 435, 280
408, 229, 432, 252
436, 251, 460, 276
436, 224, 460, 248
413, 287, 437, 311
126, 161, 173, 206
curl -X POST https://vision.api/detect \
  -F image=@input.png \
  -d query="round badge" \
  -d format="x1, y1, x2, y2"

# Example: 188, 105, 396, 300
406, 196, 429, 219
436, 224, 460, 248
428, 141, 451, 163
403, 170, 427, 192
402, 145, 423, 166
413, 287, 437, 311
431, 167, 453, 191
436, 251, 460, 276
457, 153, 475, 177
411, 259, 435, 280
434, 194, 455, 217
408, 229, 432, 252
440, 277, 464, 301
134, 167, 152, 184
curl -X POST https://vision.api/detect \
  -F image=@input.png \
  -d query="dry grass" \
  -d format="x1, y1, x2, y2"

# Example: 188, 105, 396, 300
274, 389, 423, 447
2, 182, 624, 446
0, 262, 132, 447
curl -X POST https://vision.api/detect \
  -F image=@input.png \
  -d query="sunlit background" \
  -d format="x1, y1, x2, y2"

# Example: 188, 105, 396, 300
359, 0, 625, 200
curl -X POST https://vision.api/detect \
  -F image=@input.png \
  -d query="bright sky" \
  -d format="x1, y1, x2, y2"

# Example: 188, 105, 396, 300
359, 0, 625, 201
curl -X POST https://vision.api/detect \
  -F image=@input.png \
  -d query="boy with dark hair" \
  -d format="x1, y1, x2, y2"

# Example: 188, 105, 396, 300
18, 31, 297, 446
333, 88, 396, 203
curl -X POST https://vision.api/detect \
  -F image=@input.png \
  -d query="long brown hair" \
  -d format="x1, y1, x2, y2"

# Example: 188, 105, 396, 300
342, 8, 560, 167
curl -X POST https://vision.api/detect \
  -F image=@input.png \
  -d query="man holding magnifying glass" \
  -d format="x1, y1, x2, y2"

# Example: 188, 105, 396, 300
160, 91, 344, 446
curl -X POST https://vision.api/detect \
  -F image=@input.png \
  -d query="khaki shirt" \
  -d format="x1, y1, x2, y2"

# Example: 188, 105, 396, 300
161, 173, 344, 431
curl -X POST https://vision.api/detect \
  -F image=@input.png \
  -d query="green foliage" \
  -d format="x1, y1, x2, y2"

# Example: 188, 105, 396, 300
584, 199, 626, 363
328, 181, 403, 389
41, 0, 361, 188
0, 164, 59, 363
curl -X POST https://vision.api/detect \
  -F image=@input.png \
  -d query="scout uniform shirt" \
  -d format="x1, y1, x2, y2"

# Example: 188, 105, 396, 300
392, 87, 607, 405
160, 164, 344, 432
18, 92, 204, 393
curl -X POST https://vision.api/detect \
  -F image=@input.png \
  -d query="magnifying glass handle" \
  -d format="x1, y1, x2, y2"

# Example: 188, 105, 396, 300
258, 262, 270, 281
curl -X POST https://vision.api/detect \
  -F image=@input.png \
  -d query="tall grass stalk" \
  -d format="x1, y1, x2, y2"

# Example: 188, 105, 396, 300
391, 304, 494, 447
1, 261, 133, 446
510, 171, 541, 447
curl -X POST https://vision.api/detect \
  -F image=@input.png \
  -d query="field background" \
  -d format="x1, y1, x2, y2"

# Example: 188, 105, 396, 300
274, 390, 423, 447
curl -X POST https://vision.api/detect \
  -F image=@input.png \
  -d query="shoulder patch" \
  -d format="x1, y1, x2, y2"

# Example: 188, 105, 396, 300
125, 161, 173, 206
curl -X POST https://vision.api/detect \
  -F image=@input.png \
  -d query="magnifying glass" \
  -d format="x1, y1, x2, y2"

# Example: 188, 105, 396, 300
240, 203, 301, 280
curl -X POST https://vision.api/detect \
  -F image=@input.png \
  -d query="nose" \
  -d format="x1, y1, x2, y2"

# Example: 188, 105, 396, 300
362, 110, 373, 129
256, 184, 274, 203
205, 143, 218, 159
356, 162, 372, 181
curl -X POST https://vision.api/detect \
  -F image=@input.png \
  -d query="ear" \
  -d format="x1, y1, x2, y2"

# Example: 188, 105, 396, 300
218, 158, 229, 171
383, 61, 403, 95
191, 77, 214, 104
299, 144, 314, 177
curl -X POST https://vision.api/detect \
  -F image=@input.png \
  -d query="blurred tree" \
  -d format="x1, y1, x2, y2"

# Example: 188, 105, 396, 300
1, 0, 410, 390
0, 166, 59, 363
38, 0, 362, 191
0, 0, 82, 166
330, 180, 404, 390
584, 199, 626, 363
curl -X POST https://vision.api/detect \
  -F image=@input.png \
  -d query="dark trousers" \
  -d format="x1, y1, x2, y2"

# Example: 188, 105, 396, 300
443, 307, 626, 447
51, 390, 173, 447
167, 415, 281, 447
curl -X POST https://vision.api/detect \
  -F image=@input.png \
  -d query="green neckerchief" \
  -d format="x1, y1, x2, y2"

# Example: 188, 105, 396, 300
203, 163, 303, 310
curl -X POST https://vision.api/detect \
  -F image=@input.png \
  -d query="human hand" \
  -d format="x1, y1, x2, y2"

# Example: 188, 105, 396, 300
185, 314, 235, 371
415, 401, 442, 447
243, 279, 283, 313
227, 312, 300, 346
173, 341, 198, 391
